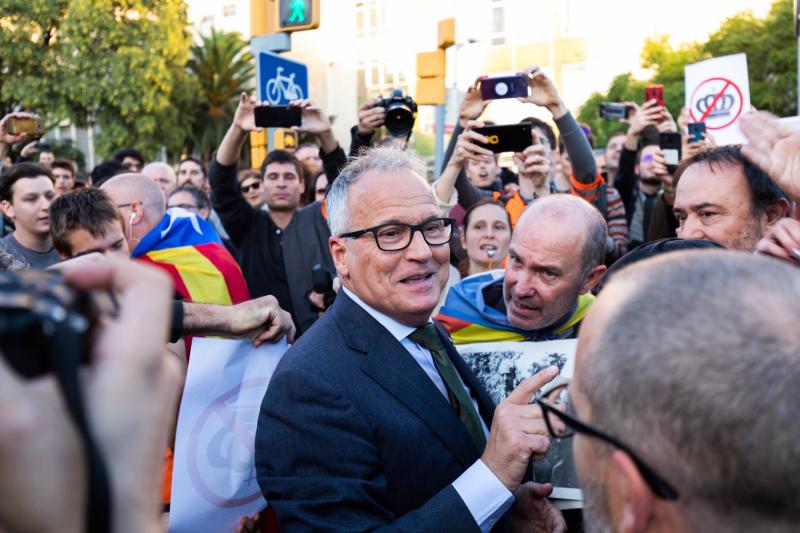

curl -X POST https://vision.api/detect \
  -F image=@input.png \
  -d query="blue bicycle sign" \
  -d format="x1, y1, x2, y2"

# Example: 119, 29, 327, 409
256, 52, 308, 106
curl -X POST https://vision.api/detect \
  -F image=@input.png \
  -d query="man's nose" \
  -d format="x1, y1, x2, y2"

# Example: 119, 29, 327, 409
679, 217, 706, 240
404, 229, 434, 261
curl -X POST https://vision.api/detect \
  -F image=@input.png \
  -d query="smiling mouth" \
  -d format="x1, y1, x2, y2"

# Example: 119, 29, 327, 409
401, 272, 435, 284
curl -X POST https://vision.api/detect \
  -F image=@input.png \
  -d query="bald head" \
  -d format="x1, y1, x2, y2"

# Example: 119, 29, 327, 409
515, 195, 607, 276
142, 162, 177, 197
101, 173, 166, 248
575, 251, 800, 531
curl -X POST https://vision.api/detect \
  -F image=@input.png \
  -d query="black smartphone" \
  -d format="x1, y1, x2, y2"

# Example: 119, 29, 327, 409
478, 74, 529, 100
687, 122, 706, 143
254, 105, 302, 128
645, 84, 665, 107
659, 132, 682, 173
598, 102, 630, 120
473, 124, 532, 153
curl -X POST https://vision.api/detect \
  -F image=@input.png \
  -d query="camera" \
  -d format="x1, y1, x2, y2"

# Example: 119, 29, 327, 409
377, 89, 417, 137
0, 270, 115, 378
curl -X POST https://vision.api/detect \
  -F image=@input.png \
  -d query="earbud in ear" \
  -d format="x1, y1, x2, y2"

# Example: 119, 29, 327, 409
129, 212, 136, 223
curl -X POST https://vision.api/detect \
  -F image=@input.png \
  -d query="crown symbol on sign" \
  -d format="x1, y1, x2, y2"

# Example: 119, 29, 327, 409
695, 90, 735, 119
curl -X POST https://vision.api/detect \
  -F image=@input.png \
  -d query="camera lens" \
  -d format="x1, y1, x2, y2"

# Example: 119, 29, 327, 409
495, 82, 509, 97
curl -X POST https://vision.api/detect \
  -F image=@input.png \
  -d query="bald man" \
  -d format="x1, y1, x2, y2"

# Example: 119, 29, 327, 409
564, 250, 800, 532
438, 194, 608, 344
100, 173, 166, 252
142, 162, 177, 199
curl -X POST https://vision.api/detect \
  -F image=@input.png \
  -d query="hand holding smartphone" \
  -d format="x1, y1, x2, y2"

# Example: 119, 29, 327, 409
473, 123, 532, 153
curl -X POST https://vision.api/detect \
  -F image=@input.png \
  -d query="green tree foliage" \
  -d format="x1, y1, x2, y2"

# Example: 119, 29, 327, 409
0, 0, 200, 160
578, 0, 797, 148
187, 29, 254, 162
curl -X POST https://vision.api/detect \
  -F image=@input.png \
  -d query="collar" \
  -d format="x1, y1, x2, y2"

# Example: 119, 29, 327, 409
341, 286, 427, 343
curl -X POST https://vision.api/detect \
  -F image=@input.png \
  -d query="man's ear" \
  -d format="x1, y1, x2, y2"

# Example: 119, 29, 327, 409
1, 200, 13, 220
609, 450, 657, 533
581, 264, 608, 294
764, 198, 791, 227
329, 236, 349, 280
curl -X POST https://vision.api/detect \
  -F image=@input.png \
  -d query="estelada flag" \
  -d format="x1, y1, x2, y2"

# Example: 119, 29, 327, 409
131, 208, 249, 305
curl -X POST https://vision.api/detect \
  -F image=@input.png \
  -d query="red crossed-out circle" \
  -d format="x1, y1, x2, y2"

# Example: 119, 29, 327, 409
689, 77, 744, 130
187, 378, 269, 507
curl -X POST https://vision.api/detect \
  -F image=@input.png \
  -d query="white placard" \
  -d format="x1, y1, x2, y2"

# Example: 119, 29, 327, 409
684, 53, 750, 146
169, 337, 288, 533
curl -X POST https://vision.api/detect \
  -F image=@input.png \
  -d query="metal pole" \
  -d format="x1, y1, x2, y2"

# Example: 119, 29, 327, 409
434, 104, 446, 175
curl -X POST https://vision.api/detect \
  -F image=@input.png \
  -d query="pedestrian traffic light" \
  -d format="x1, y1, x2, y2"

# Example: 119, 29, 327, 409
276, 0, 320, 32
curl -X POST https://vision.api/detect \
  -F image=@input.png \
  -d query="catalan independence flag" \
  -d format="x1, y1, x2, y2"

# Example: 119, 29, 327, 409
131, 208, 249, 306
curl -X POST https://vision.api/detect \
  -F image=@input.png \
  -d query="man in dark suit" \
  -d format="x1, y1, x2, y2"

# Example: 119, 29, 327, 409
255, 146, 564, 531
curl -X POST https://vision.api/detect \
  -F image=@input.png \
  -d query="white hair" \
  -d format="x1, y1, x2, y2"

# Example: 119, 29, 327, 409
141, 162, 176, 183
326, 146, 428, 237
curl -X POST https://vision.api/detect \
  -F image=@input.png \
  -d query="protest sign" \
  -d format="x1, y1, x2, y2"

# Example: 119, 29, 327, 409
685, 53, 750, 145
169, 337, 288, 533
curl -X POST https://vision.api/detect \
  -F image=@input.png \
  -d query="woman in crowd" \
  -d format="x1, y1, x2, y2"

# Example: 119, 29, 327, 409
458, 198, 512, 278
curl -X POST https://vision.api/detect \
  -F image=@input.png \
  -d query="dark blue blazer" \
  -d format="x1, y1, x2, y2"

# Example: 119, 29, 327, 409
255, 291, 499, 531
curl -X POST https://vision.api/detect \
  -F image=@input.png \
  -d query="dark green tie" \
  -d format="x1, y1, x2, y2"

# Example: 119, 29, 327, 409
409, 324, 487, 452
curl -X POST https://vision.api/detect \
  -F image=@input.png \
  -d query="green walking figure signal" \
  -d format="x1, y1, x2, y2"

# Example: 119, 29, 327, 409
288, 0, 305, 22
276, 0, 319, 31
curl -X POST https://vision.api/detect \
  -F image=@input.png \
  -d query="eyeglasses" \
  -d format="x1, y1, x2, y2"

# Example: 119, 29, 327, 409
241, 182, 262, 194
339, 217, 455, 252
534, 382, 679, 501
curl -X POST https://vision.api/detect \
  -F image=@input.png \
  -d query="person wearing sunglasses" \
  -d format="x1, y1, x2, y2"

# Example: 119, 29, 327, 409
237, 169, 267, 210
538, 250, 800, 532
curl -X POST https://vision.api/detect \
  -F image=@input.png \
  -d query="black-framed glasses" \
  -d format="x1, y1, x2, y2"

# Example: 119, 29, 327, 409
339, 217, 455, 252
169, 203, 199, 211
535, 383, 679, 501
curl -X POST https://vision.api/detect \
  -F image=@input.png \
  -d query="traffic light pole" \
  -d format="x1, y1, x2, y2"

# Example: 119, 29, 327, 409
434, 104, 446, 175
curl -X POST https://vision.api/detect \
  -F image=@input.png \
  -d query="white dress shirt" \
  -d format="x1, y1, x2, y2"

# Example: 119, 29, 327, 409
343, 287, 514, 532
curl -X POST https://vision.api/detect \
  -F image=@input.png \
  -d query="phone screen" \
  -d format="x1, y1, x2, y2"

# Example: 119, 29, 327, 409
254, 106, 302, 128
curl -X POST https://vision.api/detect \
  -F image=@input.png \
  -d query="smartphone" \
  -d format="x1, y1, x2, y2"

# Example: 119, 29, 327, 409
598, 102, 630, 121
478, 74, 529, 100
687, 122, 706, 143
659, 132, 682, 173
473, 124, 532, 153
7, 116, 43, 136
254, 106, 302, 128
645, 84, 664, 107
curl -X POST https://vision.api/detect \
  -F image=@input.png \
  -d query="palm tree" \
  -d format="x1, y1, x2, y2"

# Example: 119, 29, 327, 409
187, 28, 254, 161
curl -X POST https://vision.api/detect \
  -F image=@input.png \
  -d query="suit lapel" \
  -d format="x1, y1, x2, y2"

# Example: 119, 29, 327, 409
333, 293, 481, 468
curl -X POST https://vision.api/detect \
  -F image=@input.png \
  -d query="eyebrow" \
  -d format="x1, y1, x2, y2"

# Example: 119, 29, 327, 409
375, 215, 440, 227
508, 246, 561, 273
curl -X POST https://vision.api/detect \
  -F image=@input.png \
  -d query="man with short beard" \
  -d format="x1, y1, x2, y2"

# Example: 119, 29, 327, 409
672, 145, 788, 251
548, 250, 800, 533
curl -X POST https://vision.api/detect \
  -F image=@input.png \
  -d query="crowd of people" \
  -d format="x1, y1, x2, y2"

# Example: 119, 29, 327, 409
1, 64, 799, 533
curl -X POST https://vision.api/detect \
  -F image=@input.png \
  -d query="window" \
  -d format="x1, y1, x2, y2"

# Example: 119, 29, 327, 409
223, 4, 235, 17
490, 0, 506, 46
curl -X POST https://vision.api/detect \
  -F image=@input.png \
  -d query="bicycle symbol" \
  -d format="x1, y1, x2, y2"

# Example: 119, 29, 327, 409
266, 67, 304, 104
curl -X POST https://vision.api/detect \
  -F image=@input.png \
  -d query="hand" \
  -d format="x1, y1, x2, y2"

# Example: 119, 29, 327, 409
513, 137, 550, 186
677, 105, 690, 133
20, 139, 40, 157
740, 111, 800, 203
291, 99, 332, 135
481, 366, 560, 492
309, 290, 327, 312
652, 148, 672, 187
504, 182, 520, 196
657, 105, 677, 133
517, 67, 562, 113
459, 81, 490, 127
0, 260, 182, 533
232, 92, 261, 133
357, 97, 386, 135
755, 217, 800, 265
682, 132, 715, 161
448, 120, 493, 169
625, 100, 661, 137
509, 482, 566, 533
0, 112, 37, 145
225, 295, 296, 345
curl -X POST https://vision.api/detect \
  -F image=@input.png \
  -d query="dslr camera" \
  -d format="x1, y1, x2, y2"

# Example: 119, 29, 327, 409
376, 89, 417, 137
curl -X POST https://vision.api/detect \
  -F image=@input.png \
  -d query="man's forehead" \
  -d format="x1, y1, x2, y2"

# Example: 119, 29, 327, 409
13, 176, 53, 193
677, 161, 746, 204
349, 170, 435, 222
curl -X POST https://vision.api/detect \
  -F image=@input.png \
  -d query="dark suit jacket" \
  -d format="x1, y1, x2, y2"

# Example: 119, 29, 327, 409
255, 291, 500, 531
